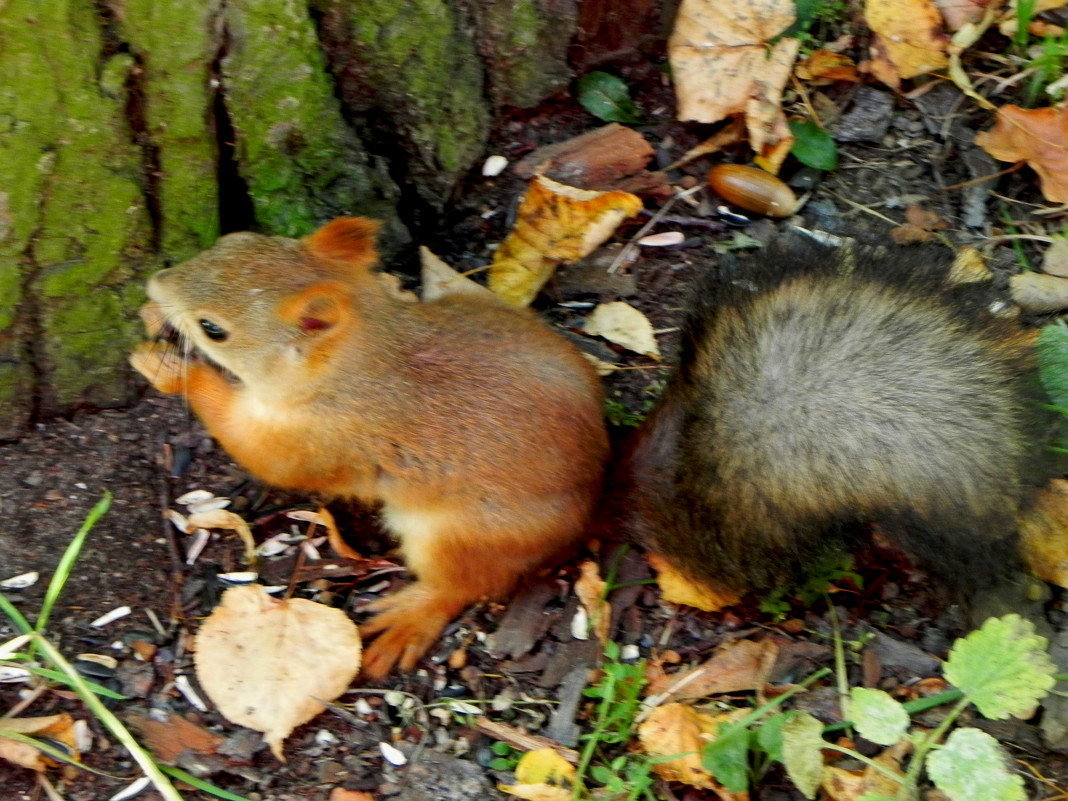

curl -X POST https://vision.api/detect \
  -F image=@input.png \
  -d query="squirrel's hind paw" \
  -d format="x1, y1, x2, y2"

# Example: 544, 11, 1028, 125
359, 584, 466, 681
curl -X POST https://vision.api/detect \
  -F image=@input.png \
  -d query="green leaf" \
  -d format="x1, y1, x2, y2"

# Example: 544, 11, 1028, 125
490, 741, 513, 756
489, 758, 514, 771
701, 722, 751, 793
849, 687, 909, 746
944, 614, 1055, 720
577, 71, 645, 124
780, 712, 825, 799
1038, 320, 1068, 409
927, 728, 1025, 801
789, 119, 838, 171
755, 710, 796, 762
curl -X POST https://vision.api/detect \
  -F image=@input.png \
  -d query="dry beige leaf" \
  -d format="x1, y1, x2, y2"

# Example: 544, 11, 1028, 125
669, 0, 799, 170
647, 552, 740, 612
195, 585, 362, 760
646, 638, 778, 701
582, 301, 661, 359
186, 508, 257, 564
866, 0, 949, 88
574, 560, 610, 647
1042, 240, 1068, 277
1010, 272, 1068, 312
0, 714, 77, 771
420, 246, 496, 302
976, 105, 1068, 204
1020, 479, 1068, 587
499, 748, 576, 801
488, 176, 641, 307
638, 704, 746, 794
933, 0, 985, 31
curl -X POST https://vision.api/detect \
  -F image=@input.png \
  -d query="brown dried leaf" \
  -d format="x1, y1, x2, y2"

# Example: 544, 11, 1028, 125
195, 585, 362, 760
127, 712, 224, 764
822, 739, 909, 799
795, 50, 860, 84
976, 105, 1068, 203
488, 176, 641, 307
646, 638, 777, 700
866, 0, 949, 88
647, 552, 740, 612
669, 0, 799, 170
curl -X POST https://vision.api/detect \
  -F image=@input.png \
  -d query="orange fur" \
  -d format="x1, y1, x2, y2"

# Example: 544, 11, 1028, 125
130, 218, 607, 679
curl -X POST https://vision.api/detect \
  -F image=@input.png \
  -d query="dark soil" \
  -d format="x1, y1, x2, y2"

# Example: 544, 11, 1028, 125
4, 64, 1068, 801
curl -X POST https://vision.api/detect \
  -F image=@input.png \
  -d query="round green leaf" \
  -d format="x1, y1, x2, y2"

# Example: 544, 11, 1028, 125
849, 687, 909, 746
927, 728, 1025, 801
577, 71, 644, 124
944, 614, 1055, 720
789, 119, 838, 171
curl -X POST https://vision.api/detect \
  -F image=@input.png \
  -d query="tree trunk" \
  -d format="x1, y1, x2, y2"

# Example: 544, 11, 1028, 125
0, 0, 588, 439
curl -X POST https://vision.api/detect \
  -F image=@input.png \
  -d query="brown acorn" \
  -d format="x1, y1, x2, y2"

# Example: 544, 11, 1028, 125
707, 164, 797, 218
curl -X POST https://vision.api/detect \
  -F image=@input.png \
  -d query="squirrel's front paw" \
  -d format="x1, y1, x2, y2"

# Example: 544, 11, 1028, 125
130, 341, 187, 395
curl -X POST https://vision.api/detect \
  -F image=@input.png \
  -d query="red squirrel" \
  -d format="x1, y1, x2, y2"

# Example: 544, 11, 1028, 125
132, 220, 1057, 675
130, 217, 608, 680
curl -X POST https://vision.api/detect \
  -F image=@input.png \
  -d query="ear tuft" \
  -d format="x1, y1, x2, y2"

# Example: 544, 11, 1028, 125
304, 217, 382, 274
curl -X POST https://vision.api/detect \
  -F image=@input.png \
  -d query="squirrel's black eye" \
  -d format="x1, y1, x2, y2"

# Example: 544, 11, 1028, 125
199, 319, 228, 341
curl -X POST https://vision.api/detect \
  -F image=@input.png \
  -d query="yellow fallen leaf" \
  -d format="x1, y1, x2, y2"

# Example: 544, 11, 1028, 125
647, 552, 740, 612
582, 302, 661, 360
499, 747, 575, 801
1020, 479, 1068, 587
638, 704, 747, 793
194, 585, 362, 760
669, 0, 799, 170
575, 560, 610, 647
488, 176, 641, 307
947, 246, 993, 284
865, 0, 949, 88
976, 105, 1068, 204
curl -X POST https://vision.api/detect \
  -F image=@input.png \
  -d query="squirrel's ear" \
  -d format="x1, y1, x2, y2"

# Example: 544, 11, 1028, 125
304, 217, 382, 274
278, 281, 353, 336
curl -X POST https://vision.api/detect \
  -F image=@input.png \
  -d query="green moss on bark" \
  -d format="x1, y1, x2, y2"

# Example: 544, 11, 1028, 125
115, 0, 222, 261
221, 0, 406, 250
315, 0, 492, 210
0, 0, 155, 433
473, 0, 576, 108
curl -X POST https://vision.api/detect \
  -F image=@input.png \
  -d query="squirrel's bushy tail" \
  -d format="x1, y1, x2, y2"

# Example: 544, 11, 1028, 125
620, 238, 1059, 598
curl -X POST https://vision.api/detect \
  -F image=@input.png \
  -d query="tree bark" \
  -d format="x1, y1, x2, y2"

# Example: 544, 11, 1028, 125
0, 0, 583, 438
